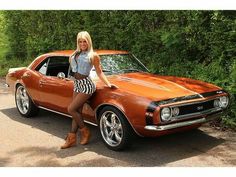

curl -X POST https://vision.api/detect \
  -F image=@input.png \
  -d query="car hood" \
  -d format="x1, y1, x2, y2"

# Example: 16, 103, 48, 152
109, 72, 221, 100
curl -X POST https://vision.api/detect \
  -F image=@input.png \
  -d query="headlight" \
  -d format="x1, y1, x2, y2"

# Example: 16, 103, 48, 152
172, 107, 180, 117
214, 99, 220, 108
219, 96, 229, 108
161, 107, 172, 121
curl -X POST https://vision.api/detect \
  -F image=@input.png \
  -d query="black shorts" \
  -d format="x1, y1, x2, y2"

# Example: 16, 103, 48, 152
73, 77, 96, 94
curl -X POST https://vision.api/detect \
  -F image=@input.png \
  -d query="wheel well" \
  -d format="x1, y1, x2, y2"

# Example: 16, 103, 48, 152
96, 104, 139, 136
15, 83, 22, 89
14, 83, 38, 107
96, 104, 124, 121
15, 83, 23, 93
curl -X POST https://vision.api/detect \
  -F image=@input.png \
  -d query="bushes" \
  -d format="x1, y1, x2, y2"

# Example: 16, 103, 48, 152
0, 58, 31, 76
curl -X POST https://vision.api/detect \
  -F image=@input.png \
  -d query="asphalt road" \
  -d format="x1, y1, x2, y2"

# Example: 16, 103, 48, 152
0, 78, 235, 167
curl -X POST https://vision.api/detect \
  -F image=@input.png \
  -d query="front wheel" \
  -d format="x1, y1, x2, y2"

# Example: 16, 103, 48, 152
98, 106, 134, 151
15, 85, 39, 117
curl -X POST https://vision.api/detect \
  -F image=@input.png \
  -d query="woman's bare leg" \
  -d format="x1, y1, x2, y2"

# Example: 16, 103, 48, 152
71, 92, 79, 133
68, 92, 91, 132
61, 92, 91, 149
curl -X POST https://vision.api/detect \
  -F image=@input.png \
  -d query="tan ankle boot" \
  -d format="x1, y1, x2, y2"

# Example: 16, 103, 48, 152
79, 127, 91, 145
61, 132, 77, 149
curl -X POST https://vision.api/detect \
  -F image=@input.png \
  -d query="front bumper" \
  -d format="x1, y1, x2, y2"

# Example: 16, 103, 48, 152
144, 112, 222, 131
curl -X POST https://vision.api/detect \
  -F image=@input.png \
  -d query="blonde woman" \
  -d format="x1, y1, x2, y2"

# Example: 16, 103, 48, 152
61, 31, 118, 149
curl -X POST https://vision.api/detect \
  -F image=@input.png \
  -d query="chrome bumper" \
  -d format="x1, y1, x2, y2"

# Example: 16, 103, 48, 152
144, 112, 222, 131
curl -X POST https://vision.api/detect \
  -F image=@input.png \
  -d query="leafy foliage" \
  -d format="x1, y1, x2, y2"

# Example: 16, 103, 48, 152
0, 11, 9, 60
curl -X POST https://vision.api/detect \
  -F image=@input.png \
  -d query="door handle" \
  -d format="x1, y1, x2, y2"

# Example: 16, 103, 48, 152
21, 73, 30, 78
39, 80, 46, 85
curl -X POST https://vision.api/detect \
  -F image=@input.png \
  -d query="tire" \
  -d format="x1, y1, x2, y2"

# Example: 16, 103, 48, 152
98, 106, 134, 151
15, 85, 39, 117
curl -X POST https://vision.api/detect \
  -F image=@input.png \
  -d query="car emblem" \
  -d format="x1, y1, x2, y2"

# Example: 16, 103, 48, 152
197, 106, 204, 111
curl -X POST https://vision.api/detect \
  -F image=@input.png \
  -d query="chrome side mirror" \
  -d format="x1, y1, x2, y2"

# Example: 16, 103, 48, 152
57, 72, 66, 79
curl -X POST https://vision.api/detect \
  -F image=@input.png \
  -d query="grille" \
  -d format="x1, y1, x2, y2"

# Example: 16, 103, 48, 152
178, 100, 215, 116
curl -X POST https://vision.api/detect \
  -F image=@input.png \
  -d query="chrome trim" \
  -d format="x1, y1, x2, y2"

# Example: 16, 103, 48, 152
145, 112, 222, 131
156, 90, 227, 106
38, 106, 98, 126
95, 103, 143, 137
5, 83, 9, 88
99, 110, 123, 147
170, 107, 222, 121
15, 85, 30, 114
145, 118, 206, 131
131, 53, 150, 72
169, 96, 220, 107
160, 97, 224, 123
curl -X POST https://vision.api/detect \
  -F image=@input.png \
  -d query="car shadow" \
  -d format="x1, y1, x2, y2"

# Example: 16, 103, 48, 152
1, 107, 225, 167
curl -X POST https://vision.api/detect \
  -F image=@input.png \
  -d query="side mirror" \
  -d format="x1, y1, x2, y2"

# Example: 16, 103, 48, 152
57, 72, 66, 79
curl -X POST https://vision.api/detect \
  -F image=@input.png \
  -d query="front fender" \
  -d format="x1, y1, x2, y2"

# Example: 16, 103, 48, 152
95, 99, 125, 122
94, 98, 147, 137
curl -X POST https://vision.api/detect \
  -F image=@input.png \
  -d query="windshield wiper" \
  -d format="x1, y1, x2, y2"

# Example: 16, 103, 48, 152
92, 68, 113, 73
102, 69, 113, 73
120, 69, 142, 73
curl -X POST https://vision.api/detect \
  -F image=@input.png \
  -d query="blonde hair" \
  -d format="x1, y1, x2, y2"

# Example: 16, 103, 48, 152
76, 31, 94, 62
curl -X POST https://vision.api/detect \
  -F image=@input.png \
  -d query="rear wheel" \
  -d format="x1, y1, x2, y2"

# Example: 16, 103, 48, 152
98, 106, 134, 151
15, 85, 39, 117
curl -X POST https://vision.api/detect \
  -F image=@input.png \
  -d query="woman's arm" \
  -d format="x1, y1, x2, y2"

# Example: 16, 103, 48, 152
69, 51, 78, 73
69, 50, 78, 63
92, 53, 118, 89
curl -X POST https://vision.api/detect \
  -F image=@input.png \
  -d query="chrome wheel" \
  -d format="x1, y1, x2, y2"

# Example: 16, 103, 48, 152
100, 111, 123, 147
16, 86, 30, 115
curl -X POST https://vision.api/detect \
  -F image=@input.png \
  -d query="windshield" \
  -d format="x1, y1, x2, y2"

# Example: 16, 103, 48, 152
99, 54, 148, 75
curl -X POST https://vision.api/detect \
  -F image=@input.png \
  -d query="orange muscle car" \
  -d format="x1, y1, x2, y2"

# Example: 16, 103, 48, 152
6, 50, 229, 150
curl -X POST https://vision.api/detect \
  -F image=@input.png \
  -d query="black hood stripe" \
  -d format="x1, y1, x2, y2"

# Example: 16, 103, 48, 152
155, 90, 227, 106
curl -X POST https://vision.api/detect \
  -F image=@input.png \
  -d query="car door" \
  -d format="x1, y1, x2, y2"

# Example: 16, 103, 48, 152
36, 56, 74, 113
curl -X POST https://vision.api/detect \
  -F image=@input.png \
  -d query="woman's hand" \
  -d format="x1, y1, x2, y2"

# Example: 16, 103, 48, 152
92, 53, 118, 90
108, 83, 119, 89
